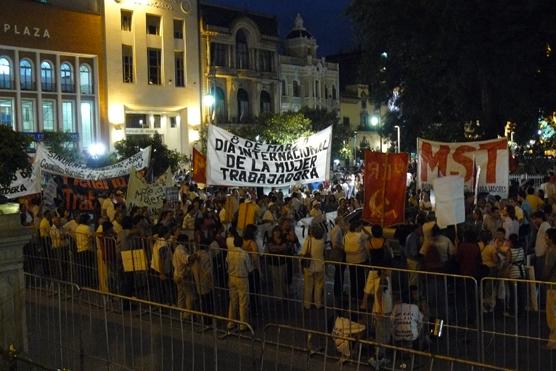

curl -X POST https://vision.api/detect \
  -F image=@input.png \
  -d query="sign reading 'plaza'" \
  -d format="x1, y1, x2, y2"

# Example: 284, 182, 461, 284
3, 24, 50, 39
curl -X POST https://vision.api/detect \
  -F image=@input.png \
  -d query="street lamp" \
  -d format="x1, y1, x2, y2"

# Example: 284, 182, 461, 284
394, 125, 401, 153
202, 94, 215, 124
88, 142, 106, 159
370, 115, 379, 127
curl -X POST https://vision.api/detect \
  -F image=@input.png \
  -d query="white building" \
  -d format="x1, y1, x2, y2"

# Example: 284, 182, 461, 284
103, 0, 201, 153
279, 14, 339, 113
200, 3, 281, 125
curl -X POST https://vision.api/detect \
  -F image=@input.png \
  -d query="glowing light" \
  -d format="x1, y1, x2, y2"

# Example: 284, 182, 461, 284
88, 142, 106, 158
370, 116, 379, 127
202, 94, 215, 107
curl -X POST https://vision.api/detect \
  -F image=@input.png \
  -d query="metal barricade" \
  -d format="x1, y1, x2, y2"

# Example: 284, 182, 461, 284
480, 276, 556, 371
24, 273, 258, 371
260, 323, 511, 371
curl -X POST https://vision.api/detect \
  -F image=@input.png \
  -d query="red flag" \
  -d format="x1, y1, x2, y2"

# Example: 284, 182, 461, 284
363, 151, 409, 226
192, 148, 206, 184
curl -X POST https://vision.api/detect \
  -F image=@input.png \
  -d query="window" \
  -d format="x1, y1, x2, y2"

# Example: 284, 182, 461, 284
60, 62, 74, 92
147, 48, 161, 85
210, 43, 228, 67
173, 19, 183, 39
314, 81, 319, 98
325, 85, 329, 99
62, 100, 75, 132
21, 99, 36, 132
258, 50, 273, 72
361, 98, 367, 109
342, 117, 350, 126
260, 91, 271, 114
20, 59, 33, 90
121, 10, 132, 31
80, 101, 94, 148
360, 111, 369, 127
293, 80, 300, 97
169, 116, 177, 128
41, 60, 55, 91
42, 100, 56, 131
0, 57, 12, 89
212, 87, 226, 123
79, 64, 93, 94
125, 113, 148, 129
0, 98, 14, 129
175, 52, 184, 87
146, 14, 160, 35
237, 88, 249, 122
122, 45, 134, 83
332, 85, 337, 100
236, 29, 249, 69
152, 114, 161, 128
281, 80, 287, 96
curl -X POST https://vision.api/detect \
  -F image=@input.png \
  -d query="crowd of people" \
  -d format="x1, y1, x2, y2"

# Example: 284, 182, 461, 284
19, 169, 556, 356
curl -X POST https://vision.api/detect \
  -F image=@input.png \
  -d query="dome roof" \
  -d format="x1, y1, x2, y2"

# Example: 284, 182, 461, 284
286, 29, 313, 39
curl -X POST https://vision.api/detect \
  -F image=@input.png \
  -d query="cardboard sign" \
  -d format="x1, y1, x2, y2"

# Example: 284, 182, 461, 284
433, 176, 465, 227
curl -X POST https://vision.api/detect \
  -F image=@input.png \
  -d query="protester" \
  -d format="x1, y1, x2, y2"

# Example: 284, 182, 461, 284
299, 224, 325, 309
544, 228, 556, 349
226, 235, 252, 331
344, 220, 370, 300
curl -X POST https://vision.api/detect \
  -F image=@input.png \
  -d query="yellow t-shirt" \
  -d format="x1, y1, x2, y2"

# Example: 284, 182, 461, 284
75, 224, 92, 253
39, 217, 50, 238
480, 242, 498, 268
526, 194, 544, 212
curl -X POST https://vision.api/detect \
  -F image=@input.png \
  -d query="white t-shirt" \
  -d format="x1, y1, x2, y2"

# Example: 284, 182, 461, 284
392, 303, 423, 341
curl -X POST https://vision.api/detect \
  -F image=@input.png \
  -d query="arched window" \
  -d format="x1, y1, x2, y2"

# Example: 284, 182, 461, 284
60, 62, 74, 92
212, 87, 226, 123
236, 29, 249, 69
0, 57, 13, 89
293, 80, 300, 97
314, 80, 319, 98
237, 88, 249, 123
260, 91, 271, 114
281, 80, 287, 96
20, 59, 33, 90
332, 85, 337, 100
80, 64, 92, 94
41, 60, 55, 91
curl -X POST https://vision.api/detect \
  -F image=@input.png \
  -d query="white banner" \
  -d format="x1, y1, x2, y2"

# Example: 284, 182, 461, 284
417, 137, 509, 197
126, 168, 165, 209
36, 144, 151, 180
433, 176, 465, 227
0, 162, 41, 199
206, 125, 332, 187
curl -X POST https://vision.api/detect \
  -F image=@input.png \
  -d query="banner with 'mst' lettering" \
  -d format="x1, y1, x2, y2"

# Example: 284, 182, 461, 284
206, 125, 332, 187
417, 137, 509, 197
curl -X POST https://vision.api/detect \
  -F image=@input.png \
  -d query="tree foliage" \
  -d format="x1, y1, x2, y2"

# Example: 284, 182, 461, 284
114, 133, 186, 178
0, 126, 31, 188
347, 0, 556, 150
43, 132, 83, 163
232, 111, 313, 144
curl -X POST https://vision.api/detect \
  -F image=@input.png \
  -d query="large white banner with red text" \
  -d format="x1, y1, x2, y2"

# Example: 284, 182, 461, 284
417, 137, 509, 198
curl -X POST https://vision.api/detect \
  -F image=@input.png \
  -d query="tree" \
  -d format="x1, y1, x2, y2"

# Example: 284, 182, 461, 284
42, 132, 83, 163
347, 0, 556, 150
232, 112, 312, 144
114, 133, 186, 178
0, 126, 31, 188
300, 107, 354, 161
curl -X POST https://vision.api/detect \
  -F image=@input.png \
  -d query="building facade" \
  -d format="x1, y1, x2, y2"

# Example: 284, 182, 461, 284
200, 3, 281, 126
0, 0, 105, 151
279, 14, 339, 113
103, 0, 201, 153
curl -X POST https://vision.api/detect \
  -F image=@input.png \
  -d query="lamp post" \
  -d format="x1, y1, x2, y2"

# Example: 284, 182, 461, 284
394, 125, 401, 153
370, 115, 381, 152
353, 130, 358, 167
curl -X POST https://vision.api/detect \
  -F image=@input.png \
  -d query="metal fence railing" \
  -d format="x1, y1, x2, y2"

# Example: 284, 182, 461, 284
22, 233, 556, 370
24, 273, 257, 371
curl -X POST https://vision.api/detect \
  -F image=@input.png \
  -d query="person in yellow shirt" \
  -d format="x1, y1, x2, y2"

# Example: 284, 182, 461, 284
75, 214, 94, 287
38, 210, 52, 276
526, 187, 544, 212
478, 230, 498, 312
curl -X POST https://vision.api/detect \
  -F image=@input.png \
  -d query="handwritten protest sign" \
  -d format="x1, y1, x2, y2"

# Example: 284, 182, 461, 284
126, 168, 165, 209
206, 124, 332, 187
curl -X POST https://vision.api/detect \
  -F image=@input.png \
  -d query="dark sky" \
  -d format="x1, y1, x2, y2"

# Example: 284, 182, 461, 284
203, 0, 355, 56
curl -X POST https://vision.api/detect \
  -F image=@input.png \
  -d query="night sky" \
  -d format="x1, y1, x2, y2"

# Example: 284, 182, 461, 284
203, 0, 355, 56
